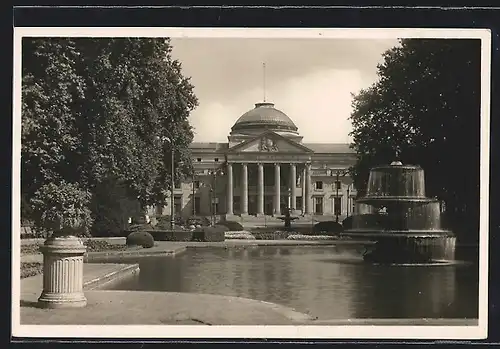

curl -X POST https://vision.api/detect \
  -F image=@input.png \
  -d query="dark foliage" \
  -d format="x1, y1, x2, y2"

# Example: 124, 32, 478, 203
126, 231, 155, 248
349, 39, 480, 243
312, 221, 344, 234
217, 220, 244, 231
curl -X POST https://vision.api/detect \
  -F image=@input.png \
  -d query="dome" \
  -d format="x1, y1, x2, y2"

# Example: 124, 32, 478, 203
231, 102, 298, 134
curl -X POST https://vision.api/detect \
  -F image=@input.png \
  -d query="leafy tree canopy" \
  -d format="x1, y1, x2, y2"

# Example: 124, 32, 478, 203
22, 38, 198, 233
349, 39, 480, 236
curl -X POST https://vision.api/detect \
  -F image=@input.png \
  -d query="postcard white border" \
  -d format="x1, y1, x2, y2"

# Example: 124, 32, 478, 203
12, 27, 491, 340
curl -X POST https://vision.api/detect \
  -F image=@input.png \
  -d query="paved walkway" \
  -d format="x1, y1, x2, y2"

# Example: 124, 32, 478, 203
20, 290, 313, 325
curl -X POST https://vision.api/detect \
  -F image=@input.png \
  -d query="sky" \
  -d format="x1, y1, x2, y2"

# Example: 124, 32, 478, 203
170, 38, 399, 144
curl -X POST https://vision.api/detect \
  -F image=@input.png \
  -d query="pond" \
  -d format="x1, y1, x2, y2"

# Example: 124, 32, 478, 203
97, 245, 478, 320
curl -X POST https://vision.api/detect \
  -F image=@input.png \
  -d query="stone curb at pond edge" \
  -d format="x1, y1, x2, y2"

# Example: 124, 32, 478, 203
83, 263, 140, 290
83, 246, 187, 261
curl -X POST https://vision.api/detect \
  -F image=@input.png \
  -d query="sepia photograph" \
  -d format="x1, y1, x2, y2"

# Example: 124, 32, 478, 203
12, 27, 490, 340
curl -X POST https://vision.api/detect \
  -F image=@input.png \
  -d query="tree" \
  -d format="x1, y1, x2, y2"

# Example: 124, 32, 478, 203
21, 38, 198, 235
349, 39, 481, 242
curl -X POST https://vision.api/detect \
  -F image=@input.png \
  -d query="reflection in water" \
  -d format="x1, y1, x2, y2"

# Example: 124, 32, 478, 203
99, 246, 478, 320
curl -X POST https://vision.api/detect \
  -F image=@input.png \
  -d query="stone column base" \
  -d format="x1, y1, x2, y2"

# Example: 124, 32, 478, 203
38, 291, 87, 309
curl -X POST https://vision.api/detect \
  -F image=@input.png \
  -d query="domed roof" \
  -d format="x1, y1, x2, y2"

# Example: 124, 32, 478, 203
231, 102, 298, 133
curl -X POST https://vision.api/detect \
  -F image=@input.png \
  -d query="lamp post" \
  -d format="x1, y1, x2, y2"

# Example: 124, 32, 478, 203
346, 183, 351, 218
331, 168, 349, 223
158, 135, 176, 230
192, 170, 197, 216
208, 167, 224, 226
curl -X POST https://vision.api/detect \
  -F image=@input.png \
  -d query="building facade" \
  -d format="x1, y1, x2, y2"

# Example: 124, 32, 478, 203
158, 101, 358, 224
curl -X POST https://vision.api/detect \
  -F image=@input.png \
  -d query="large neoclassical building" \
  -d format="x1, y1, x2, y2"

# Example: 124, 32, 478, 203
160, 101, 358, 224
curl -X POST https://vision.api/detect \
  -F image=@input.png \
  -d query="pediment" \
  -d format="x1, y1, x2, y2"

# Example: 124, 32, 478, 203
227, 131, 314, 154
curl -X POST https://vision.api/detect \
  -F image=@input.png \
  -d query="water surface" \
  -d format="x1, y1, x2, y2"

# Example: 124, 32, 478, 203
99, 245, 478, 320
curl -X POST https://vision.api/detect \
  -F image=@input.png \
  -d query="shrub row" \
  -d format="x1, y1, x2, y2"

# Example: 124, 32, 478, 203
312, 221, 344, 234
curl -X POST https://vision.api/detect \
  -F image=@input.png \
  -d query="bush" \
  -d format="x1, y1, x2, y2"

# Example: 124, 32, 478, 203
126, 231, 155, 248
129, 223, 154, 233
30, 181, 93, 237
192, 226, 226, 242
82, 239, 127, 252
214, 224, 230, 232
312, 221, 344, 234
342, 216, 354, 230
217, 220, 244, 231
186, 216, 211, 227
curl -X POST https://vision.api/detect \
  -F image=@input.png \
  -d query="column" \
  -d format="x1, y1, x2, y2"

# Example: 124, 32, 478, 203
38, 236, 87, 308
290, 163, 297, 212
257, 163, 264, 215
241, 163, 248, 215
305, 163, 313, 215
226, 163, 233, 215
274, 163, 281, 215
301, 166, 306, 215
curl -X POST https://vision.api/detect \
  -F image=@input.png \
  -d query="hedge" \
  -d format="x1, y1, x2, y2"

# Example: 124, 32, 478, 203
148, 230, 193, 242
312, 221, 344, 234
217, 220, 244, 231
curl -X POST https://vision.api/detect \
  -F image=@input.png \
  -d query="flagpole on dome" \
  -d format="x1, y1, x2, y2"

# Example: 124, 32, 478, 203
262, 62, 267, 103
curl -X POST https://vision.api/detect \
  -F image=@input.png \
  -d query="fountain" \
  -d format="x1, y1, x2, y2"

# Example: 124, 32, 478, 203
277, 208, 299, 230
343, 161, 456, 264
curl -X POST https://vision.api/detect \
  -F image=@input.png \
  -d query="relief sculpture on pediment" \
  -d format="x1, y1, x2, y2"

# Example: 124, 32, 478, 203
259, 136, 279, 152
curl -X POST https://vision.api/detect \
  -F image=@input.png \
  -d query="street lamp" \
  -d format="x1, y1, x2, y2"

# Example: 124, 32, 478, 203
192, 170, 197, 216
346, 183, 352, 218
158, 135, 176, 230
208, 167, 224, 226
331, 168, 349, 223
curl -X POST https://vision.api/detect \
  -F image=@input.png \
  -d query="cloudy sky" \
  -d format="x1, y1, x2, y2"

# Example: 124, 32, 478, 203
170, 38, 399, 143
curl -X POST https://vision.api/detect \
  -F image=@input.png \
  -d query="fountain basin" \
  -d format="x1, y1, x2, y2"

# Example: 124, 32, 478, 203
345, 161, 456, 265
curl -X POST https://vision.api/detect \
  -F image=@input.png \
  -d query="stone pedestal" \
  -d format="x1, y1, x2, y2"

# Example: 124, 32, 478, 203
38, 236, 87, 308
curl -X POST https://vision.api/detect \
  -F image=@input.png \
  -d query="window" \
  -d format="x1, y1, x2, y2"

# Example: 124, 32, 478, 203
295, 197, 302, 211
194, 197, 201, 215
197, 158, 202, 162
333, 197, 342, 216
214, 158, 219, 162
314, 197, 323, 214
315, 181, 323, 190
335, 181, 341, 190
174, 181, 181, 189
193, 180, 200, 189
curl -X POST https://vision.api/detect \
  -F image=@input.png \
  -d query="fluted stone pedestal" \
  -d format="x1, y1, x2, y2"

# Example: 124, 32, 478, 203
38, 236, 87, 308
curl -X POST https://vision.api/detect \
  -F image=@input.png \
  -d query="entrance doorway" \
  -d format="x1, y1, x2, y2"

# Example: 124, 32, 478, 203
314, 197, 324, 215
248, 195, 257, 215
